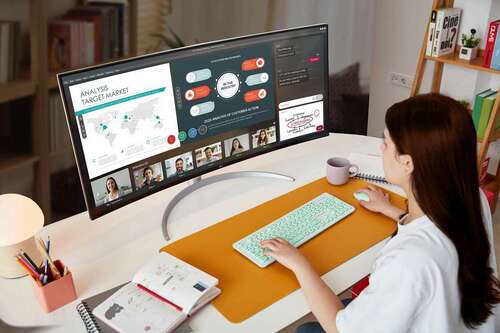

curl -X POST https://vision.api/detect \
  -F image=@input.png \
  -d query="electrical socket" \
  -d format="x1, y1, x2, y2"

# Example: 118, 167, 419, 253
389, 72, 414, 89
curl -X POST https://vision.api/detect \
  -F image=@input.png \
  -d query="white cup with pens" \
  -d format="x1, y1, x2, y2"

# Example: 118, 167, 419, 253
15, 236, 76, 313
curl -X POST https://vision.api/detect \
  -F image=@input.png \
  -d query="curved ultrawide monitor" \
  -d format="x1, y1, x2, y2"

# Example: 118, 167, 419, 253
58, 24, 329, 220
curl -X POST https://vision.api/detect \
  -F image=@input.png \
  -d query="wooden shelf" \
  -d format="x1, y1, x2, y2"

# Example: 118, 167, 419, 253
425, 49, 500, 75
0, 154, 39, 173
48, 56, 129, 89
0, 79, 37, 103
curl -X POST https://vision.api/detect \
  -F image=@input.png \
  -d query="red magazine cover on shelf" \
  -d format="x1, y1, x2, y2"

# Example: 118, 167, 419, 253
483, 20, 500, 68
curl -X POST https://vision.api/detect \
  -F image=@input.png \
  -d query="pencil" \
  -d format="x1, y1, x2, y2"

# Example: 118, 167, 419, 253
35, 238, 61, 280
19, 250, 40, 274
16, 255, 39, 278
15, 257, 41, 286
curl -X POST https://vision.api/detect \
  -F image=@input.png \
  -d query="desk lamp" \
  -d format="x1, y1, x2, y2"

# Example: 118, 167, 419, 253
0, 194, 44, 278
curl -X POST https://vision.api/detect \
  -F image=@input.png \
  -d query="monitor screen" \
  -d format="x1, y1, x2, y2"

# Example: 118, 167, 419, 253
58, 24, 329, 220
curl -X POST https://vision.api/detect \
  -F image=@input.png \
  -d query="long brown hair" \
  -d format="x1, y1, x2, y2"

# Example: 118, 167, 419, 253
386, 93, 500, 328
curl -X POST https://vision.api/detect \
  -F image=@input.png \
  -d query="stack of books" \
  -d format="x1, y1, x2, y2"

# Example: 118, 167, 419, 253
472, 89, 499, 140
483, 19, 500, 69
425, 8, 462, 57
48, 0, 129, 72
0, 21, 21, 83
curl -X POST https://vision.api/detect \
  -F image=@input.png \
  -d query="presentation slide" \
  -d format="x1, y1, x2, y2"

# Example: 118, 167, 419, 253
68, 63, 180, 179
169, 44, 276, 144
278, 101, 324, 141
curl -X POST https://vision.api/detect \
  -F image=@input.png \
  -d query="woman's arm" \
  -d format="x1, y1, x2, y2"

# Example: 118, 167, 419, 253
357, 185, 406, 221
260, 238, 342, 333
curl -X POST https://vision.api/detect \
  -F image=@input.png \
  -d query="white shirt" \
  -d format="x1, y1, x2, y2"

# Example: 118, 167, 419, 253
336, 190, 496, 333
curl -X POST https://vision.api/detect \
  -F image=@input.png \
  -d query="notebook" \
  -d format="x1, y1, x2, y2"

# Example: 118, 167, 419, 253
83, 252, 220, 333
347, 152, 402, 194
77, 282, 193, 333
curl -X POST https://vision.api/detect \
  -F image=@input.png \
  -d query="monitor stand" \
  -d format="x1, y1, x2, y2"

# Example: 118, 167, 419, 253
161, 171, 295, 240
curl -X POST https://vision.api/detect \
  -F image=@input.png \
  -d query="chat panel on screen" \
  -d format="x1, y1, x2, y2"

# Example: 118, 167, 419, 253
68, 63, 180, 179
169, 44, 276, 144
274, 34, 326, 138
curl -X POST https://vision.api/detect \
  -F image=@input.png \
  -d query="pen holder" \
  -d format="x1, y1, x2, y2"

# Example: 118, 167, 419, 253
32, 260, 77, 313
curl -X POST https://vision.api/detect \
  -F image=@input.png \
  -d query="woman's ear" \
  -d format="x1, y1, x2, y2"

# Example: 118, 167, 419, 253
400, 154, 414, 175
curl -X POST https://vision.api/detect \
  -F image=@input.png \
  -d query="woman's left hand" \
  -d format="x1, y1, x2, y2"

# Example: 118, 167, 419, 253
260, 238, 311, 273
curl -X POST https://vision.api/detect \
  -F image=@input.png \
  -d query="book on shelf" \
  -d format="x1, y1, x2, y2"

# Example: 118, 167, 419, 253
477, 91, 498, 140
479, 157, 490, 186
483, 20, 500, 68
49, 92, 72, 153
48, 3, 128, 72
491, 24, 500, 70
0, 21, 21, 84
88, 0, 129, 56
431, 8, 461, 57
91, 252, 221, 333
472, 89, 493, 129
426, 10, 438, 56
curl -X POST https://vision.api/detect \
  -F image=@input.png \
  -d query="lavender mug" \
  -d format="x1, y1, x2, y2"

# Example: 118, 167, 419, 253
326, 157, 359, 185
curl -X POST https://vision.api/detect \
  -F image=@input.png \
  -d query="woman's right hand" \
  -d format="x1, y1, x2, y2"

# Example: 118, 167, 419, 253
357, 185, 405, 221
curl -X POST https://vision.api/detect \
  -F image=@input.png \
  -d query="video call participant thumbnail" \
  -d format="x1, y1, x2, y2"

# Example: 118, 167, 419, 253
251, 125, 276, 148
132, 162, 164, 190
224, 134, 250, 157
90, 168, 134, 206
165, 152, 194, 178
195, 142, 223, 167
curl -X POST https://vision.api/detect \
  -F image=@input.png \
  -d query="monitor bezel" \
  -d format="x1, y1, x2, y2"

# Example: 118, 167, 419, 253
57, 23, 330, 220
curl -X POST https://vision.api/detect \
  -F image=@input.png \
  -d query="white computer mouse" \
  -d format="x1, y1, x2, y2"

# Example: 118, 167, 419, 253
353, 191, 370, 202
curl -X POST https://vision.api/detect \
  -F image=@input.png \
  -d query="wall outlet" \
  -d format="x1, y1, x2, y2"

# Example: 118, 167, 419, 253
389, 72, 414, 89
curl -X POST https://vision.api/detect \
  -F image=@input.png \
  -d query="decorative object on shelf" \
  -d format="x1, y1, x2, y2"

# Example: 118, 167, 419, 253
0, 194, 44, 278
459, 28, 480, 61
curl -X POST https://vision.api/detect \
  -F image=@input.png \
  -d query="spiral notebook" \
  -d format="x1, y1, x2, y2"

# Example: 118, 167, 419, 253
76, 284, 193, 333
346, 152, 411, 198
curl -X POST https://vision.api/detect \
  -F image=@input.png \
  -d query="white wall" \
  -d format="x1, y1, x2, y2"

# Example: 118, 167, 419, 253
167, 0, 375, 86
369, 0, 500, 136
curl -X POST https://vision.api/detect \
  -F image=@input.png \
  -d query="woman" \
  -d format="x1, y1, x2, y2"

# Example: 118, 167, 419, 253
261, 94, 500, 332
257, 129, 268, 146
230, 138, 245, 155
103, 177, 121, 203
142, 166, 158, 188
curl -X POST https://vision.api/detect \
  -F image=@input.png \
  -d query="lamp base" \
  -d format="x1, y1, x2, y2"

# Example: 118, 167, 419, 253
0, 236, 42, 279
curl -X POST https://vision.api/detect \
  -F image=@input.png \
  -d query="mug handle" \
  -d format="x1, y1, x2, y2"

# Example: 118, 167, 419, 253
349, 164, 359, 178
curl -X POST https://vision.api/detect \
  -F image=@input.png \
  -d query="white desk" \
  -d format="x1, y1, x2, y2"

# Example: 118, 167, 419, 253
0, 133, 403, 333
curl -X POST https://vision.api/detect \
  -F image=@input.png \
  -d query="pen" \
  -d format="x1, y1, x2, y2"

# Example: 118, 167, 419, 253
46, 236, 51, 255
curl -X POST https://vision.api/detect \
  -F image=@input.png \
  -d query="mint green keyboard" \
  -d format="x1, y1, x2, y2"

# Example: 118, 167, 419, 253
233, 193, 355, 268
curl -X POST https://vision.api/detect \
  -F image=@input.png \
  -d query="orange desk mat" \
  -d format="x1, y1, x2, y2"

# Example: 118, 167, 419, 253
160, 178, 406, 323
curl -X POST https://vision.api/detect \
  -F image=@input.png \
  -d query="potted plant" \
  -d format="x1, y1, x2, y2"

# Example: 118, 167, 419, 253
459, 28, 480, 61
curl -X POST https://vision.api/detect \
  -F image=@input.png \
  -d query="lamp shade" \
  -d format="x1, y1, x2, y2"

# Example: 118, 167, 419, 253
0, 194, 44, 278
